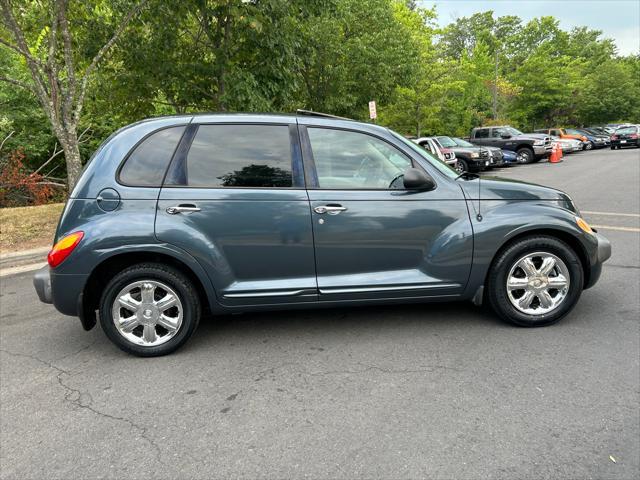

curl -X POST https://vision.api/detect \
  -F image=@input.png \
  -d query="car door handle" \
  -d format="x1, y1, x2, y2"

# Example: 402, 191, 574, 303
166, 204, 201, 214
314, 205, 347, 215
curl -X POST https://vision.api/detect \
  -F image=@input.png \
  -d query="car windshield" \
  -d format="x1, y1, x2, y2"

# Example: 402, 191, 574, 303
452, 137, 474, 147
504, 127, 523, 136
435, 136, 457, 148
389, 130, 458, 179
616, 126, 637, 134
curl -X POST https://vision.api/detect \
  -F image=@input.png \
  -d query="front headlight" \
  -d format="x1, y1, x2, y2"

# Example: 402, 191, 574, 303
470, 152, 479, 158
533, 140, 545, 146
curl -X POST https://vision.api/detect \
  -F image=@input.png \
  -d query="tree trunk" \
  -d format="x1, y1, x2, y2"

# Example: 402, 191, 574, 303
57, 130, 83, 190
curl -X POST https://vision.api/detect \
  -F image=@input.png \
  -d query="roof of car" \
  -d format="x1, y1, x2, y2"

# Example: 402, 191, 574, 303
124, 111, 390, 132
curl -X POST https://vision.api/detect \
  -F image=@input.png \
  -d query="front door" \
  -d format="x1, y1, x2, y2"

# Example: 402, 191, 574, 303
156, 122, 317, 306
301, 126, 473, 301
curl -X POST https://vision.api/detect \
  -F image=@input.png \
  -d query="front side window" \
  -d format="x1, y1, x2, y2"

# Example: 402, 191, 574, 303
184, 125, 292, 188
119, 126, 186, 186
308, 128, 412, 189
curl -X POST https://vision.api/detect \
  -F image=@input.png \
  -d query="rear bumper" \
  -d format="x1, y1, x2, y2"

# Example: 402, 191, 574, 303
33, 267, 94, 329
611, 139, 639, 147
585, 232, 612, 289
33, 266, 52, 304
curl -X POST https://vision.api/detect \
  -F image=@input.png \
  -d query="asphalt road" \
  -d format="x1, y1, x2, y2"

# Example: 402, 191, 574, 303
1, 147, 639, 480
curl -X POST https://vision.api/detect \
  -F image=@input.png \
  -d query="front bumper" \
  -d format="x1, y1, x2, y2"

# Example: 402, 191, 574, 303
585, 232, 612, 289
533, 145, 550, 158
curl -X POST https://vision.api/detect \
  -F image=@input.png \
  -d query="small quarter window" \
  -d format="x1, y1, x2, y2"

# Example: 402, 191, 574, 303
119, 127, 185, 186
184, 125, 292, 188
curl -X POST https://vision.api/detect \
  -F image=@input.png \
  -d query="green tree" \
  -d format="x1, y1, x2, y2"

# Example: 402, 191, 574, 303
0, 0, 148, 189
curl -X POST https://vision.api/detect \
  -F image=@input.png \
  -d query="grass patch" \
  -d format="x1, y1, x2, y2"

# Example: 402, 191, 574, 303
0, 203, 64, 253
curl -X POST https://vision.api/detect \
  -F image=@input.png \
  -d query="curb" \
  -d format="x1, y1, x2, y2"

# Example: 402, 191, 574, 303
0, 247, 49, 270
0, 262, 47, 277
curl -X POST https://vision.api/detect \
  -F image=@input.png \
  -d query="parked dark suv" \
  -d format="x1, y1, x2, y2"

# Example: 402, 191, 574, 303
34, 112, 611, 356
470, 126, 552, 163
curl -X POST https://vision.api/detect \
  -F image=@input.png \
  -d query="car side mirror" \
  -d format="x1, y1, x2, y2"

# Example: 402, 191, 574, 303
500, 133, 511, 139
403, 168, 436, 191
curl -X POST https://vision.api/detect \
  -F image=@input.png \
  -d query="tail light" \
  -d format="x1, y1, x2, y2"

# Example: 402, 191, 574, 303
611, 135, 618, 140
48, 231, 84, 268
630, 134, 638, 139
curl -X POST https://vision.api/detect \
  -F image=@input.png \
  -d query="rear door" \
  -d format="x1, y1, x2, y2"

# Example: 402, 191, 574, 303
156, 121, 317, 306
300, 124, 473, 302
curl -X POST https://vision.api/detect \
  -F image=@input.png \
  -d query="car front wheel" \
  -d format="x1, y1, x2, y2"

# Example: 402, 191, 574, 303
99, 263, 201, 356
455, 159, 467, 174
515, 147, 533, 164
486, 235, 584, 327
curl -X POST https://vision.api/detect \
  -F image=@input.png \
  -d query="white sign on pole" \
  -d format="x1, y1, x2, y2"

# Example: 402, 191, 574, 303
368, 100, 377, 120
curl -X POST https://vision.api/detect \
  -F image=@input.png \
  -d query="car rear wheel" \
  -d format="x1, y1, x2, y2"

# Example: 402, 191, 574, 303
486, 235, 584, 327
99, 263, 201, 356
515, 147, 533, 164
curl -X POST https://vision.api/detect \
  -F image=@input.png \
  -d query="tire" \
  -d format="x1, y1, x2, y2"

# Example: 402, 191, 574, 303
585, 142, 593, 150
99, 263, 201, 356
515, 147, 534, 164
455, 159, 468, 174
486, 235, 584, 327
610, 146, 616, 150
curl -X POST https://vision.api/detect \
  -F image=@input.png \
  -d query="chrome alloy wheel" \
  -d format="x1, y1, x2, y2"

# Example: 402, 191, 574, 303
111, 280, 183, 347
506, 252, 570, 315
516, 151, 530, 163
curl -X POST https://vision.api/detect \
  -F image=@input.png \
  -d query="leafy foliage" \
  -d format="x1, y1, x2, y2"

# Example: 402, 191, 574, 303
1, 1, 638, 204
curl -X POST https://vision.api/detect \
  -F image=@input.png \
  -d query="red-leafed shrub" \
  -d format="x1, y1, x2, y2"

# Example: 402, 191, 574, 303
0, 148, 57, 207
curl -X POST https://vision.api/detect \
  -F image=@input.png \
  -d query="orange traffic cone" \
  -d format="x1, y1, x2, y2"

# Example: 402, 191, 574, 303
557, 144, 563, 161
549, 143, 561, 163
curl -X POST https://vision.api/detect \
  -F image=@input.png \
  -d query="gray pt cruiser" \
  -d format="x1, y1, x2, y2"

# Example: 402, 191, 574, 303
34, 111, 611, 356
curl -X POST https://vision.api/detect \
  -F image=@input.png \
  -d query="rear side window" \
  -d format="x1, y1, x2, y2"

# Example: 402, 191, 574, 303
119, 127, 185, 186
474, 129, 489, 138
184, 125, 292, 188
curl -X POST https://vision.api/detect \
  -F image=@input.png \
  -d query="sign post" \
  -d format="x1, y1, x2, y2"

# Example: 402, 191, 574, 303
368, 100, 377, 123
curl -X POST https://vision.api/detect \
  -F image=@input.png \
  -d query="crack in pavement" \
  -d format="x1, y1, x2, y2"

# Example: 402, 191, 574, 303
0, 347, 166, 468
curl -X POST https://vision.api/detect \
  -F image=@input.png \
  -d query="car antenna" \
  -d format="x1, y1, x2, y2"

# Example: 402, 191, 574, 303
476, 174, 483, 221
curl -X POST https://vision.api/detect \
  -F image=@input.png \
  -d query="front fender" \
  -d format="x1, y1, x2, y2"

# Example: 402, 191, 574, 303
463, 200, 596, 298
